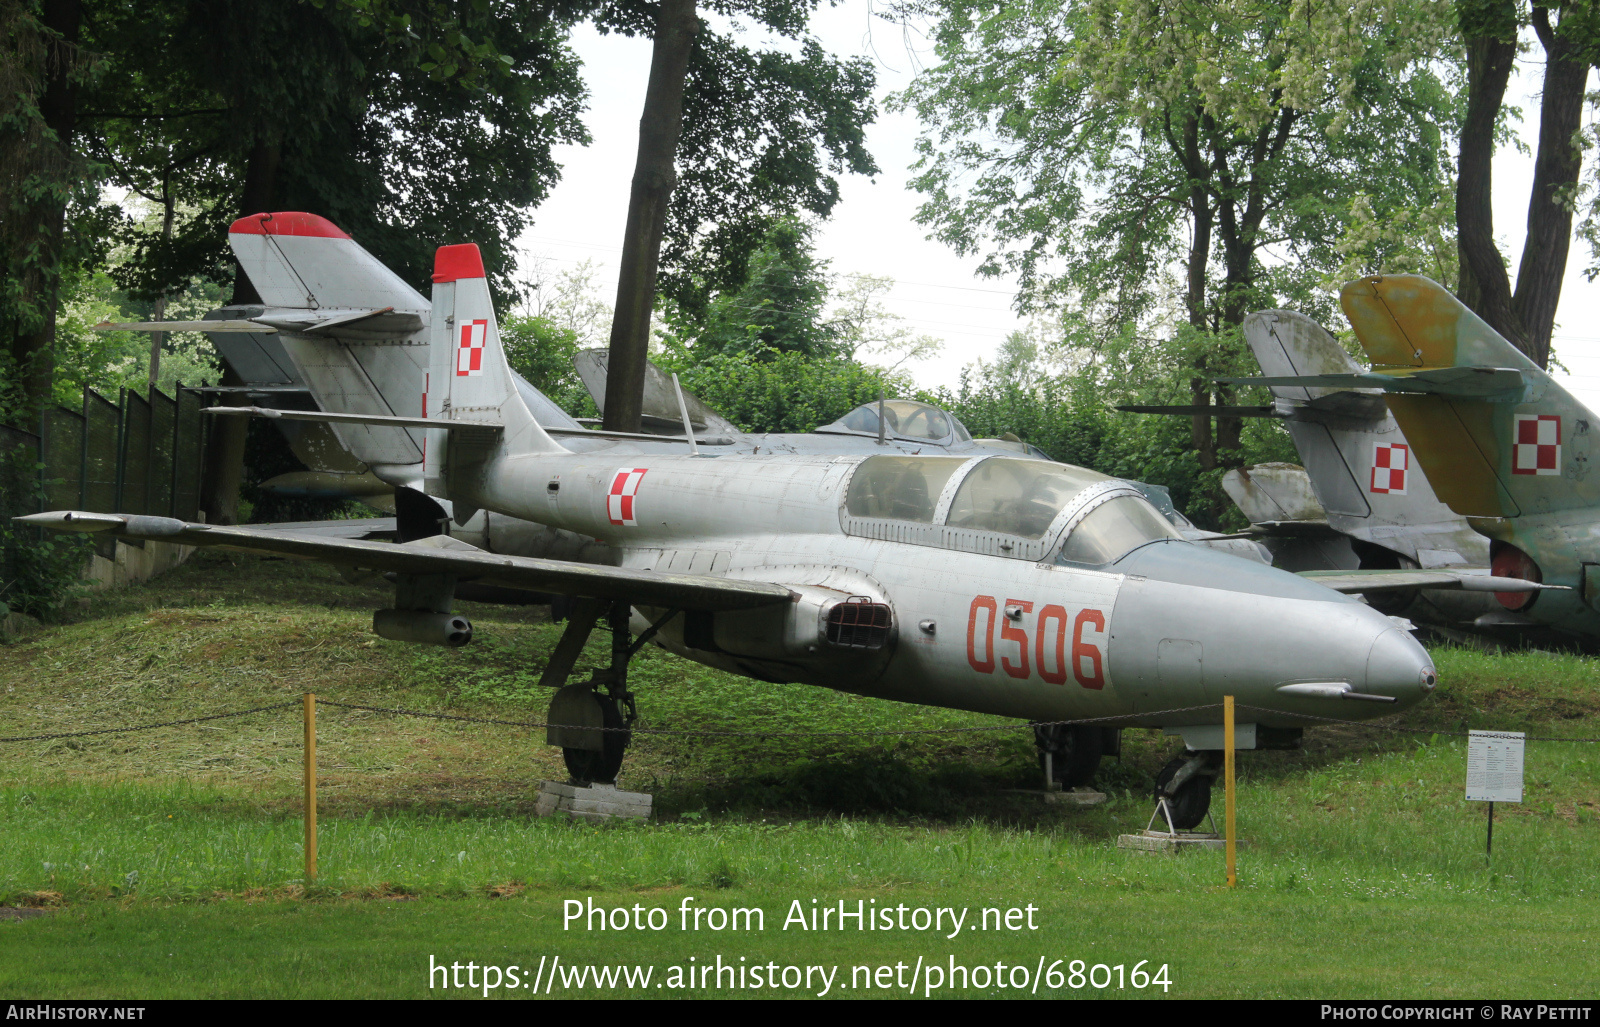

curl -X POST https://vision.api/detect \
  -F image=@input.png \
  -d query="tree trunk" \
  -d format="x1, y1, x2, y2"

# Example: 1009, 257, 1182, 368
602, 0, 699, 434
1511, 6, 1589, 369
7, 0, 81, 426
148, 175, 175, 388
1455, 10, 1524, 352
1177, 111, 1215, 471
201, 140, 280, 523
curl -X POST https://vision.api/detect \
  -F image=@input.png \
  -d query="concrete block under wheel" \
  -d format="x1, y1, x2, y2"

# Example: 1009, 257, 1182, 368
537, 780, 652, 822
1005, 787, 1108, 806
1116, 831, 1248, 854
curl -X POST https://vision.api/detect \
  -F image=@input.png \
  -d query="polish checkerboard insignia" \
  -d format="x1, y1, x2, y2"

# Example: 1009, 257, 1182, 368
1370, 442, 1409, 494
456, 319, 488, 376
607, 468, 648, 526
1512, 414, 1561, 476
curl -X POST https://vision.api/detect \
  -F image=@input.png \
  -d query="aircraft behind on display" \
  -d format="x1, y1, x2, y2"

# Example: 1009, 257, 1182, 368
1222, 311, 1519, 635
100, 212, 1270, 569
1124, 308, 1545, 636
1234, 274, 1600, 645
30, 238, 1457, 831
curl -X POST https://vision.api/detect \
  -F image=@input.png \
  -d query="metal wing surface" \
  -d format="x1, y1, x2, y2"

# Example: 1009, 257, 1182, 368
1300, 568, 1562, 594
17, 512, 793, 612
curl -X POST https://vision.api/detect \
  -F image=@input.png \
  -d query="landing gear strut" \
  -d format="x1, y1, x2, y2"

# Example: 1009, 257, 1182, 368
1152, 750, 1221, 831
542, 600, 675, 785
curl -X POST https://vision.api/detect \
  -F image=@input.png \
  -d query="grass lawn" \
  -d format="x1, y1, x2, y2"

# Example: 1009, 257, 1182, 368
5, 890, 1593, 999
1, 552, 1598, 998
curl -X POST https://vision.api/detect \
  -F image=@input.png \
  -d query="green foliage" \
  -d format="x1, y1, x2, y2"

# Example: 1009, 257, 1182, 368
500, 314, 598, 418
895, 0, 1459, 321
933, 336, 1297, 529
48, 267, 223, 407
84, 0, 591, 307
663, 34, 879, 315
0, 451, 89, 619
676, 220, 838, 360
660, 349, 914, 434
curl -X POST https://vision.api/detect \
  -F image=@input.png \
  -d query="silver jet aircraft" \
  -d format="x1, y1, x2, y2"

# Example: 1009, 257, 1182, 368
104, 212, 1268, 566
38, 241, 1445, 829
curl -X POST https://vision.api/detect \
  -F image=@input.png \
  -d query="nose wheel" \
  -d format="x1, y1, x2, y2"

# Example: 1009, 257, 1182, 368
1152, 751, 1220, 830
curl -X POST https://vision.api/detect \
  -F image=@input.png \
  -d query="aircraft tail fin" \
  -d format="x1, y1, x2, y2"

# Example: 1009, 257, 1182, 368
230, 212, 427, 312
425, 244, 564, 500
226, 213, 430, 471
1339, 275, 1599, 519
1240, 310, 1472, 566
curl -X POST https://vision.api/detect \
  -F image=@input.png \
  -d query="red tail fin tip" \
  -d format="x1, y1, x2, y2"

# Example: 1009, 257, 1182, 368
228, 212, 350, 239
433, 244, 485, 283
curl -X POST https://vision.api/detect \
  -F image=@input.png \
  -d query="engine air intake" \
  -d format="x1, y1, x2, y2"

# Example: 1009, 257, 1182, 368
827, 597, 892, 649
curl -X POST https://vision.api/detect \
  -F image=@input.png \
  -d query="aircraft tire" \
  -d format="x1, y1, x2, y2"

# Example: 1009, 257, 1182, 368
1034, 724, 1103, 787
562, 692, 630, 784
1153, 755, 1213, 830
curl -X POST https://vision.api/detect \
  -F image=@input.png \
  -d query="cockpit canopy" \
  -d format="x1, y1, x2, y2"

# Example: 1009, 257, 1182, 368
816, 400, 973, 445
843, 455, 1183, 565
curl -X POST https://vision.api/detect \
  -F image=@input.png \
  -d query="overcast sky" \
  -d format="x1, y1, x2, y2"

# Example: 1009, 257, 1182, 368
516, 6, 1600, 408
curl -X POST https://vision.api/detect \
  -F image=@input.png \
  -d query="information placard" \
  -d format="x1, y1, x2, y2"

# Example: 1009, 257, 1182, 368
1466, 730, 1525, 803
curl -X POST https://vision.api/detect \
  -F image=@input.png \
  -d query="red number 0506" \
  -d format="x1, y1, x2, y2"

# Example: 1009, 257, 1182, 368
966, 595, 1105, 689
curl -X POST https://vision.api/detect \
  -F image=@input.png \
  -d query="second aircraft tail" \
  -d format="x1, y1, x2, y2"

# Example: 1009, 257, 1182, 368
1340, 275, 1599, 520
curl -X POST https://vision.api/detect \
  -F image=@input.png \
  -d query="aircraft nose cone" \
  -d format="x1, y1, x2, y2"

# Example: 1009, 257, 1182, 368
1365, 628, 1436, 699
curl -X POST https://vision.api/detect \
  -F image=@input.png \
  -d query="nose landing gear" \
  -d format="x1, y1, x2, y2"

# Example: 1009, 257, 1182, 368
1151, 750, 1221, 831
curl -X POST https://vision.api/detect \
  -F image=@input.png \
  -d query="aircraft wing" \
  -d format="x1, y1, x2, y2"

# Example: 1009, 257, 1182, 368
1300, 568, 1564, 595
1219, 367, 1526, 398
17, 512, 794, 612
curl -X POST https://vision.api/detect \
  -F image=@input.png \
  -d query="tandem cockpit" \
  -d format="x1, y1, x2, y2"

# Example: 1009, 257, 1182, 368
840, 455, 1184, 567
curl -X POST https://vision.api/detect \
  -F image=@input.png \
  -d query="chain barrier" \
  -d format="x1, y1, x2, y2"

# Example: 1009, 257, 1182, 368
0, 701, 301, 743
1234, 704, 1600, 744
317, 700, 1224, 737
3, 698, 1596, 745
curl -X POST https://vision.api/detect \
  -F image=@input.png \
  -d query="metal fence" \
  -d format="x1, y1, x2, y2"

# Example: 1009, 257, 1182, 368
3, 384, 209, 584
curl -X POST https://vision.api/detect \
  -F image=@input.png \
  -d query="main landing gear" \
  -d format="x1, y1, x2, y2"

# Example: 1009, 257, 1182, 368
1033, 724, 1120, 789
1151, 750, 1222, 831
542, 600, 677, 785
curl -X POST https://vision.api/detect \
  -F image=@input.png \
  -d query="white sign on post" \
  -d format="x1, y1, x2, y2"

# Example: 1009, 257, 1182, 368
1466, 730, 1525, 803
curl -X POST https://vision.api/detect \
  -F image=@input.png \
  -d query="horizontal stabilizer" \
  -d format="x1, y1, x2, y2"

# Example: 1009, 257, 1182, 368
1219, 366, 1526, 398
255, 306, 426, 337
203, 405, 501, 434
1115, 404, 1277, 417
1301, 568, 1567, 595
96, 320, 277, 334
16, 511, 794, 612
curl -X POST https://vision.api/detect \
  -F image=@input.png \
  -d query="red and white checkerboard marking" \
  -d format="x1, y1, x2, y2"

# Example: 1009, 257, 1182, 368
1370, 443, 1409, 494
456, 319, 488, 376
1512, 414, 1561, 476
607, 468, 648, 526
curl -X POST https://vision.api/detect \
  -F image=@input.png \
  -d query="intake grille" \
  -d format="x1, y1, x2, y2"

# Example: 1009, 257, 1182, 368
826, 598, 892, 650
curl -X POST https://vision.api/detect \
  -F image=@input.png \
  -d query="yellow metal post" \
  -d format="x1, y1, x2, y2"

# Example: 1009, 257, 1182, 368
304, 692, 317, 883
1223, 694, 1236, 888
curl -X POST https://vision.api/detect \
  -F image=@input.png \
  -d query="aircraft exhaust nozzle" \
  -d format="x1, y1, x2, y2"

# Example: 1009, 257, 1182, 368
373, 609, 473, 647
